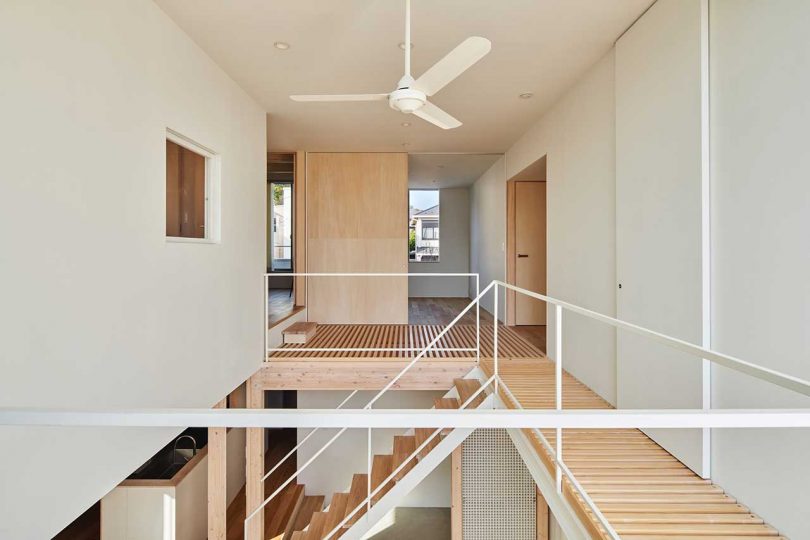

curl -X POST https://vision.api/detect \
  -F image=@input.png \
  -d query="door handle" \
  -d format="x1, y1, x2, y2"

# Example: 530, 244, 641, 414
517, 254, 529, 258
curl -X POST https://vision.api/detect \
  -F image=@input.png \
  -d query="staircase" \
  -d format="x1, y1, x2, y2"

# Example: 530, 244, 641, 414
264, 377, 490, 540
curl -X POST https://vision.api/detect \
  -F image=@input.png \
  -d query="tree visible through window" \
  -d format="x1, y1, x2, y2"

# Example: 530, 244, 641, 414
408, 190, 439, 262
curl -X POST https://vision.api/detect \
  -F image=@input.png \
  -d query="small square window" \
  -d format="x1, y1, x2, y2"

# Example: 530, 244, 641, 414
165, 130, 219, 242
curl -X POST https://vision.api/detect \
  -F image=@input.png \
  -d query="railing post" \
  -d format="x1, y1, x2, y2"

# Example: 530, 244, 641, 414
494, 284, 499, 399
367, 425, 372, 514
555, 304, 563, 493
264, 274, 269, 359
476, 274, 480, 365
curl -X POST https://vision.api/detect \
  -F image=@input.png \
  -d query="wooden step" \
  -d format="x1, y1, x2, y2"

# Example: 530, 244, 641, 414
414, 428, 441, 458
614, 522, 781, 536
453, 378, 485, 408
344, 474, 369, 525
393, 435, 417, 480
290, 531, 305, 540
371, 454, 394, 503
321, 492, 349, 538
304, 510, 328, 539
434, 397, 460, 409
266, 483, 303, 539
288, 495, 324, 536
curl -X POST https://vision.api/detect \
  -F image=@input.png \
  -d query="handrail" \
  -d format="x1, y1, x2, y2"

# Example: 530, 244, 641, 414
323, 374, 498, 540
495, 280, 810, 398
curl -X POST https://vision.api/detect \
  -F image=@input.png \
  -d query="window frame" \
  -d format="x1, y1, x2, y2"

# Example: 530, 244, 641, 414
165, 128, 221, 244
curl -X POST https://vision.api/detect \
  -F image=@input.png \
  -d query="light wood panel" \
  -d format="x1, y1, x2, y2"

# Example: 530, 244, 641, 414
306, 153, 408, 324
294, 150, 306, 306
483, 358, 783, 539
208, 398, 227, 540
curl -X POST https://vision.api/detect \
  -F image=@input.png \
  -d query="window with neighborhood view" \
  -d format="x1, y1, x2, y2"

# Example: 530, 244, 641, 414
409, 190, 439, 262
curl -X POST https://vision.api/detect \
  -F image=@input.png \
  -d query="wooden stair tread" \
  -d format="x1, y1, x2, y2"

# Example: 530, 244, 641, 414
393, 435, 417, 480
414, 428, 441, 458
371, 454, 394, 503
289, 495, 324, 534
433, 397, 460, 409
322, 492, 349, 537
345, 473, 369, 525
304, 510, 328, 539
453, 378, 485, 408
266, 483, 304, 538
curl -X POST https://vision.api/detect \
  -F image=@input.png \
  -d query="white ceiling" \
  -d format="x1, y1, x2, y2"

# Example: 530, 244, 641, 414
154, 0, 652, 153
409, 153, 501, 188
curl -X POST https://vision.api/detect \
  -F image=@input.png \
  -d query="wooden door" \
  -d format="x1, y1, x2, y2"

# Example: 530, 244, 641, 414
515, 181, 546, 325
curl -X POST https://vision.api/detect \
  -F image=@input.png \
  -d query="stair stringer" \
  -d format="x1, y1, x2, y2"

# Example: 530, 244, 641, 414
340, 394, 494, 540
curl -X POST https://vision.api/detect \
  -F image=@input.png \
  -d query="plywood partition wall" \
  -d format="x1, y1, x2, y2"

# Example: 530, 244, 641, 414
306, 153, 408, 324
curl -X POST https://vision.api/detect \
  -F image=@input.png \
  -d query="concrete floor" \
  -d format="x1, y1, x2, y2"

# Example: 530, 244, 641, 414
365, 507, 451, 540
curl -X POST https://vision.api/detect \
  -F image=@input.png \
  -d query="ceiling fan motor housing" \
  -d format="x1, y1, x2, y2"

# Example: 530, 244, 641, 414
389, 87, 426, 113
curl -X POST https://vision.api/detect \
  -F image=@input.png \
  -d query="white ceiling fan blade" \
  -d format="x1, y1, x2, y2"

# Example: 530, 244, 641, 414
290, 93, 388, 102
412, 101, 462, 130
413, 36, 491, 96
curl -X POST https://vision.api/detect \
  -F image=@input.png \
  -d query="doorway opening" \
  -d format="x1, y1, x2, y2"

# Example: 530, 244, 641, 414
506, 155, 547, 352
267, 152, 300, 326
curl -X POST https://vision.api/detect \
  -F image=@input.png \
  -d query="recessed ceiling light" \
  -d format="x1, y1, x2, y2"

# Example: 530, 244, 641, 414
401, 122, 411, 127
274, 41, 290, 50
402, 142, 411, 147
519, 92, 534, 99
398, 42, 414, 50
437, 164, 445, 169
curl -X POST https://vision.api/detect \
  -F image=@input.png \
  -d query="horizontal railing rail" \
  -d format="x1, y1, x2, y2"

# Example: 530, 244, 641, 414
495, 280, 810, 398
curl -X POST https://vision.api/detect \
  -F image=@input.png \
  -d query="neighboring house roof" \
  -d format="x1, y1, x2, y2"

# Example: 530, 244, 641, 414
409, 206, 422, 219
413, 204, 439, 218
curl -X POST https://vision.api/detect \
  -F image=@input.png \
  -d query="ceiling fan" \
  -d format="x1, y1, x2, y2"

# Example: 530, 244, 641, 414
290, 0, 491, 129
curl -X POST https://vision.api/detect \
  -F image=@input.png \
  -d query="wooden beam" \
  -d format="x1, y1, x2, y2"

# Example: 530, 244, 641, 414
451, 445, 462, 540
536, 486, 549, 540
253, 360, 475, 390
246, 377, 264, 540
208, 398, 227, 540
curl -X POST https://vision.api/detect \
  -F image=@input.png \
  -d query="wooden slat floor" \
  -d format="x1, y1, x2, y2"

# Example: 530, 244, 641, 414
482, 358, 785, 540
267, 324, 541, 361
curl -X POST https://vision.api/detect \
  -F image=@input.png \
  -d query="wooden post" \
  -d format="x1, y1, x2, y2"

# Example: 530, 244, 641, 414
246, 377, 264, 540
451, 445, 462, 540
208, 398, 227, 540
536, 486, 549, 540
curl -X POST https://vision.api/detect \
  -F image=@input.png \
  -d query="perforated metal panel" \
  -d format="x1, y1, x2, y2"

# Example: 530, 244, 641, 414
461, 429, 536, 539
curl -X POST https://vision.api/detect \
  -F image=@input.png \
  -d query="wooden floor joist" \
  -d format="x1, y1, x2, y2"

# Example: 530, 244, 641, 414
483, 357, 784, 540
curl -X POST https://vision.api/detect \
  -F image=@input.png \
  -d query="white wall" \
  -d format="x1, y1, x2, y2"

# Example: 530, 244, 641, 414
297, 391, 450, 508
710, 1, 810, 537
615, 0, 708, 475
0, 1, 266, 538
470, 52, 617, 404
469, 158, 507, 320
409, 188, 470, 298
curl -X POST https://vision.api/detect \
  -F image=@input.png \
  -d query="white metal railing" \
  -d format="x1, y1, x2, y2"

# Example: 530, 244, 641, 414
265, 273, 480, 358
488, 279, 810, 540
3, 277, 810, 540
247, 275, 492, 538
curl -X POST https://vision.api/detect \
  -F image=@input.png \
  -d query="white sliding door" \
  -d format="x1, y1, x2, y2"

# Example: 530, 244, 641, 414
615, 0, 709, 476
